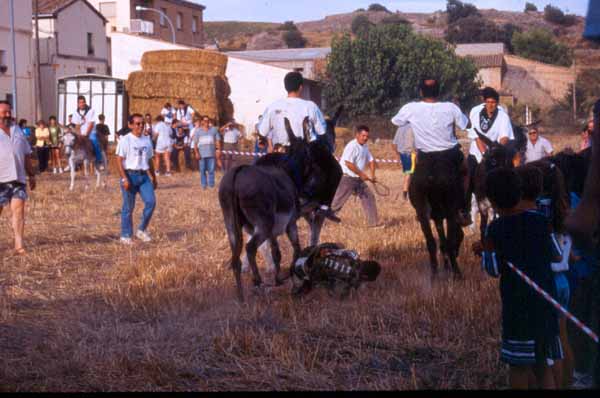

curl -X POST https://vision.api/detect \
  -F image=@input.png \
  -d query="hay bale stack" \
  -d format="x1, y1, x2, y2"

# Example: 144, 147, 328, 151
140, 50, 228, 76
127, 50, 233, 124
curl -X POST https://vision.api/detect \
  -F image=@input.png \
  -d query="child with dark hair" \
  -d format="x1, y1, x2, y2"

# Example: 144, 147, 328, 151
478, 167, 563, 389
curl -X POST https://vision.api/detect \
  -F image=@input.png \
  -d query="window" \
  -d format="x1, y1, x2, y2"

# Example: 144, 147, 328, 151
160, 7, 167, 26
86, 67, 95, 74
192, 16, 198, 33
0, 50, 7, 70
87, 33, 94, 56
99, 2, 116, 18
6, 94, 13, 108
176, 12, 183, 30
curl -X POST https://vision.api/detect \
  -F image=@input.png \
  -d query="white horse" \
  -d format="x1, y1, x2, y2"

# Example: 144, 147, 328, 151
62, 131, 105, 191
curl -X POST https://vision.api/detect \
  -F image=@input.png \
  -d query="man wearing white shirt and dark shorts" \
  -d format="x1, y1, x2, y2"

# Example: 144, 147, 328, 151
391, 78, 472, 226
152, 115, 173, 176
331, 125, 381, 228
258, 71, 338, 221
116, 114, 158, 244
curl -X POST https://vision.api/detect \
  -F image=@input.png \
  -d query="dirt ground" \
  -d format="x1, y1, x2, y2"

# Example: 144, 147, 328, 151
0, 134, 582, 391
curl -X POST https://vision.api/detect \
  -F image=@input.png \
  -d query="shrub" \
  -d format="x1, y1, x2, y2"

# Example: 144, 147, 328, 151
524, 2, 538, 12
351, 14, 374, 35
381, 14, 411, 25
446, 0, 479, 24
512, 28, 573, 66
446, 16, 520, 52
278, 21, 298, 31
544, 4, 577, 26
367, 3, 391, 13
283, 29, 307, 48
324, 23, 480, 118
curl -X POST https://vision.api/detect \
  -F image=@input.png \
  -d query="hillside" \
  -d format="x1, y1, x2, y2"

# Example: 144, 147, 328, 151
205, 8, 592, 52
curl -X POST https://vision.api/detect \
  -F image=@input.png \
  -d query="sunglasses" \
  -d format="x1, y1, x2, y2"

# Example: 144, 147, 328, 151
132, 122, 143, 126
528, 131, 538, 135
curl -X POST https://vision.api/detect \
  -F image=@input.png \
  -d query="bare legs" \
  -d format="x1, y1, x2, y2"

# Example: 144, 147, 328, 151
0, 198, 26, 253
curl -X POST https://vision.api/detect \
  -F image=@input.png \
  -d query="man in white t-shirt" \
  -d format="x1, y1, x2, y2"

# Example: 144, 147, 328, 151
258, 71, 327, 151
391, 78, 472, 226
152, 115, 173, 176
525, 127, 554, 163
71, 96, 101, 170
116, 113, 158, 245
330, 125, 381, 228
0, 100, 36, 255
219, 119, 242, 172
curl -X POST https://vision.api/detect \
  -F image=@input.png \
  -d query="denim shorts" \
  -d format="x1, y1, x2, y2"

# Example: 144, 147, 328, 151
0, 181, 27, 207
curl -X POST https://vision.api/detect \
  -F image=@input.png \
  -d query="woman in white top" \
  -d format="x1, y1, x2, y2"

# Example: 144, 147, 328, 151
160, 102, 175, 126
152, 115, 173, 176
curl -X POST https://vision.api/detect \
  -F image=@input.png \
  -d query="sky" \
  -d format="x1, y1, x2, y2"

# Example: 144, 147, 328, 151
194, 0, 590, 23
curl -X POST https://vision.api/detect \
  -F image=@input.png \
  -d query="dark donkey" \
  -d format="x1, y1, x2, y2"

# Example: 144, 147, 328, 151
409, 147, 466, 278
219, 117, 325, 301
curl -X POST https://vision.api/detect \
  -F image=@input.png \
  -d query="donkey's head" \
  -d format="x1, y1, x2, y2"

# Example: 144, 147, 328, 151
477, 129, 514, 172
284, 116, 315, 184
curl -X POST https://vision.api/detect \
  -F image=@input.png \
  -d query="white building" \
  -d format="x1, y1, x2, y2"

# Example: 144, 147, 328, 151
35, 0, 111, 119
0, 0, 35, 121
110, 33, 322, 135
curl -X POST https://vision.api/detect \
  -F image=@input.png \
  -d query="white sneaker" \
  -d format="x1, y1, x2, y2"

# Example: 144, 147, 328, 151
53, 168, 57, 174
136, 229, 152, 242
64, 166, 71, 172
165, 172, 172, 177
120, 237, 133, 245
59, 168, 64, 173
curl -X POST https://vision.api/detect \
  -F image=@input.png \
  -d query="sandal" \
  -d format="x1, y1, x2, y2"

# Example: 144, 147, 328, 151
14, 248, 27, 256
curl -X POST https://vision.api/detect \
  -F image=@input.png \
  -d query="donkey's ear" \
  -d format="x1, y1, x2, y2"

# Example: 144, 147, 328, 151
475, 128, 496, 148
302, 116, 311, 143
332, 106, 344, 126
284, 117, 297, 145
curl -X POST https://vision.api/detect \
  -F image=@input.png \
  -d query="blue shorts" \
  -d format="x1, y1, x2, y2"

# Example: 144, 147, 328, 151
0, 181, 27, 207
400, 152, 415, 174
554, 272, 570, 311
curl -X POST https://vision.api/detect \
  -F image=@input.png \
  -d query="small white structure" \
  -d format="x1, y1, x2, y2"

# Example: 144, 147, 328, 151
110, 32, 323, 136
0, 0, 35, 121
58, 74, 126, 142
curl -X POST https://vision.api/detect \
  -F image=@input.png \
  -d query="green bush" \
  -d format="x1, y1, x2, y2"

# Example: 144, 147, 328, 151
446, 15, 521, 52
512, 28, 573, 66
381, 14, 411, 25
283, 29, 307, 48
324, 23, 480, 118
446, 0, 479, 24
524, 2, 538, 12
544, 4, 577, 26
278, 21, 298, 31
367, 3, 391, 13
351, 14, 374, 35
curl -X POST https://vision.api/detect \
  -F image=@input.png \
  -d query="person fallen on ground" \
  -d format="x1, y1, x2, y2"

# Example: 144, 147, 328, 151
96, 113, 111, 171
517, 165, 575, 389
192, 116, 221, 189
257, 71, 338, 222
391, 78, 472, 227
48, 116, 63, 174
330, 125, 382, 229
0, 100, 36, 255
152, 115, 173, 177
392, 124, 416, 201
116, 113, 157, 245
291, 242, 381, 298
475, 167, 563, 390
525, 127, 554, 164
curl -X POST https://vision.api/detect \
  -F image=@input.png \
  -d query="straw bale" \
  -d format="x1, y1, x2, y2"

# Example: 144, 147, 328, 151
141, 50, 228, 76
126, 71, 229, 100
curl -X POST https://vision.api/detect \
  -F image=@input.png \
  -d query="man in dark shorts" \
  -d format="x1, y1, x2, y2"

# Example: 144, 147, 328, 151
0, 100, 37, 255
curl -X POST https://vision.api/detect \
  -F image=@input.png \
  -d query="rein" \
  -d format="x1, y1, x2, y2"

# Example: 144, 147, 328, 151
369, 180, 391, 197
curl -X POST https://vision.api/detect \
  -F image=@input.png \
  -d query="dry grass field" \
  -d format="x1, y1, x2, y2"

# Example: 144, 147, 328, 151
0, 134, 581, 391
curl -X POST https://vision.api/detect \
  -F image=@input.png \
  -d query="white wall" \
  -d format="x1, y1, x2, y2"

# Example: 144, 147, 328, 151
0, 0, 35, 121
56, 1, 109, 60
88, 0, 131, 35
111, 33, 292, 135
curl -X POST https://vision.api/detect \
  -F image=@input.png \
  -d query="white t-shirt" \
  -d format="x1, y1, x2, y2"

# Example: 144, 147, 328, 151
525, 136, 553, 163
116, 133, 154, 171
161, 107, 175, 125
467, 103, 514, 163
339, 138, 374, 178
176, 106, 194, 129
391, 101, 469, 153
0, 125, 32, 184
222, 127, 241, 144
551, 234, 572, 273
71, 106, 96, 136
258, 97, 326, 146
154, 121, 172, 145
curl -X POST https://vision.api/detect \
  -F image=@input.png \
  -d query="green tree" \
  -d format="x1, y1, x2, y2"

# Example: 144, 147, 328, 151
278, 21, 298, 31
367, 3, 391, 13
381, 14, 410, 25
446, 15, 521, 52
324, 24, 480, 118
544, 4, 577, 26
446, 0, 479, 24
524, 2, 538, 12
283, 29, 307, 48
512, 28, 573, 66
351, 14, 374, 35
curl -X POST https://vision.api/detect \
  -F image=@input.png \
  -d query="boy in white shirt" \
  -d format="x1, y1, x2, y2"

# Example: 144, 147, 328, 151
116, 113, 157, 244
330, 125, 381, 228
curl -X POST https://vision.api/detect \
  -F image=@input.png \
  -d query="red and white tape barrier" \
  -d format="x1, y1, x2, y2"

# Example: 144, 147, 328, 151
507, 262, 599, 344
219, 150, 401, 164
